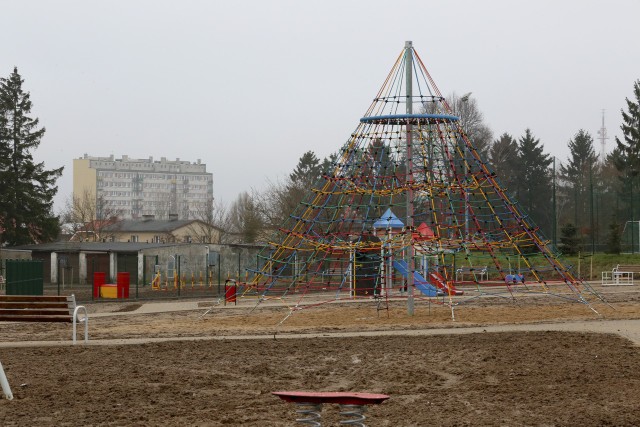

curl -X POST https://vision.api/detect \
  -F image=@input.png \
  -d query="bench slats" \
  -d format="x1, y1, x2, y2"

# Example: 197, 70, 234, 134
0, 295, 68, 302
0, 294, 88, 343
0, 315, 73, 323
0, 309, 71, 316
0, 295, 74, 321
0, 302, 70, 309
616, 265, 640, 272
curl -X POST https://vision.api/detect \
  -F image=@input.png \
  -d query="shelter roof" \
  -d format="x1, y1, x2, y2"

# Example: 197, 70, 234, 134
9, 241, 183, 253
373, 208, 404, 229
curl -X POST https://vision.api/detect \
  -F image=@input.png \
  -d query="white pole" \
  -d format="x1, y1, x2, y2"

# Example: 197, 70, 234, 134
387, 229, 393, 295
349, 248, 354, 298
405, 40, 415, 316
0, 361, 13, 400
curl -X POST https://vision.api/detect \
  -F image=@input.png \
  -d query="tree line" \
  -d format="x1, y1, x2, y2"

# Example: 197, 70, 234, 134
1, 67, 639, 256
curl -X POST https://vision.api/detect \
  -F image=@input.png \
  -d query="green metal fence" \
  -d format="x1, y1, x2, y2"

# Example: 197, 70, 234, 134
6, 259, 44, 295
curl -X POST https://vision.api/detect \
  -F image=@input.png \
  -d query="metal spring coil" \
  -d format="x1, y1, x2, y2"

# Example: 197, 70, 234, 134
294, 402, 322, 426
339, 404, 366, 426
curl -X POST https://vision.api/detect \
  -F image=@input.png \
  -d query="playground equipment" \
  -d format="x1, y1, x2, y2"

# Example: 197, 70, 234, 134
393, 260, 440, 297
93, 272, 129, 299
150, 268, 215, 291
505, 274, 525, 284
272, 391, 389, 426
239, 41, 604, 318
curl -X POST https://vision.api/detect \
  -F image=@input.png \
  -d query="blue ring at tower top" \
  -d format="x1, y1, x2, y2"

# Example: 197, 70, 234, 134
360, 113, 460, 124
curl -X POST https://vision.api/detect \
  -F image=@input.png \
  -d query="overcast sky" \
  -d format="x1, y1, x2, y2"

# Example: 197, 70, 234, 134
1, 0, 639, 212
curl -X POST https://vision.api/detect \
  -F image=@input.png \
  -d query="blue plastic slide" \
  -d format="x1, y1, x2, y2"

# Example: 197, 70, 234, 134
392, 260, 443, 297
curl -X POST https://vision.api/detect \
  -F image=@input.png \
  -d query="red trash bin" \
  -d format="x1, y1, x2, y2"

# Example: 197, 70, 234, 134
93, 272, 106, 298
224, 280, 237, 304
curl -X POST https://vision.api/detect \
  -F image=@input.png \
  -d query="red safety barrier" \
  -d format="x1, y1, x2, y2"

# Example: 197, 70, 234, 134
93, 272, 106, 298
117, 272, 130, 299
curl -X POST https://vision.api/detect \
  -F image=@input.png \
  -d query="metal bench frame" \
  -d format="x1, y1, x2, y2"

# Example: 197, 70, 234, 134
455, 266, 488, 282
601, 264, 640, 286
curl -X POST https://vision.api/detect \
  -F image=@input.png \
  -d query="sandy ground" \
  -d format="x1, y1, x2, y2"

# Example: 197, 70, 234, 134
1, 285, 640, 426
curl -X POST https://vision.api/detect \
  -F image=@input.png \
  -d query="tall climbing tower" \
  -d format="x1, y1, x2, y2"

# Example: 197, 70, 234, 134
246, 42, 603, 316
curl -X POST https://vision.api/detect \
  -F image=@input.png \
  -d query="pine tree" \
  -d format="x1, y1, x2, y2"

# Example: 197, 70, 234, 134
289, 151, 322, 187
256, 151, 333, 231
488, 132, 519, 196
615, 80, 640, 170
614, 80, 640, 249
558, 130, 599, 242
516, 129, 553, 235
606, 216, 622, 254
558, 223, 580, 255
0, 67, 63, 245
589, 152, 620, 251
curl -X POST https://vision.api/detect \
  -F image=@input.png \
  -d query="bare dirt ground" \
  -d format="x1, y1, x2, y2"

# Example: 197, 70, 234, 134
1, 286, 640, 426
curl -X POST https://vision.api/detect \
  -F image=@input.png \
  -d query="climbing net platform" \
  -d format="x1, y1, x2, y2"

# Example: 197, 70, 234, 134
240, 42, 604, 316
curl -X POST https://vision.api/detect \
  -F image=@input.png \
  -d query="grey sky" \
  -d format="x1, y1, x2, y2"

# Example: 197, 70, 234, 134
1, 0, 638, 211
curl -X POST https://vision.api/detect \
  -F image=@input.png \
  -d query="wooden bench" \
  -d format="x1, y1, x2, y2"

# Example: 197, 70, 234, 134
602, 265, 640, 286
0, 295, 88, 344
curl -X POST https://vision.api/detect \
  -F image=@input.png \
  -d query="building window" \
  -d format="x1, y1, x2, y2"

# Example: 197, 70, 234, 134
130, 235, 139, 242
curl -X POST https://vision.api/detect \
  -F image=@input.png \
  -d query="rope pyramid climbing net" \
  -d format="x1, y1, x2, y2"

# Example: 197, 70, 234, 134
242, 41, 605, 317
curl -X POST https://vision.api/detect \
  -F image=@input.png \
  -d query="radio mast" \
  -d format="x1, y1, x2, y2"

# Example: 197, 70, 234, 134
597, 109, 608, 163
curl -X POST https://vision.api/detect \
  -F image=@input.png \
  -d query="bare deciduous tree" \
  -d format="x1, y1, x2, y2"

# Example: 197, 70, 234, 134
187, 198, 232, 244
230, 192, 263, 243
60, 189, 121, 241
445, 92, 493, 157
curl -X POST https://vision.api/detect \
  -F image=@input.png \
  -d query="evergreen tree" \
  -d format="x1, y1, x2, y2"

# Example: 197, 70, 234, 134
614, 80, 640, 250
595, 151, 623, 250
516, 129, 553, 235
286, 150, 322, 221
289, 151, 322, 187
488, 132, 519, 196
256, 150, 336, 231
320, 152, 338, 176
606, 216, 622, 254
558, 130, 599, 243
0, 67, 63, 245
558, 222, 580, 255
615, 80, 640, 171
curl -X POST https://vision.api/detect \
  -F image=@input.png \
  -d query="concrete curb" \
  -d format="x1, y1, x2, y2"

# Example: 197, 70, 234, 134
2, 318, 639, 348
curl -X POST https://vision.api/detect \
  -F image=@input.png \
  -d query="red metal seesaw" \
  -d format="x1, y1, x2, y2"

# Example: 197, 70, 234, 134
272, 391, 390, 426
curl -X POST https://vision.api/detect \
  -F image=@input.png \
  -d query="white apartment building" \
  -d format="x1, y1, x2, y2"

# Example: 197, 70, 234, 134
73, 154, 213, 220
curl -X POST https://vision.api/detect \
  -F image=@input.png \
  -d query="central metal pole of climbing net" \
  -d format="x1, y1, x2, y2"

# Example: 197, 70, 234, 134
405, 41, 415, 316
